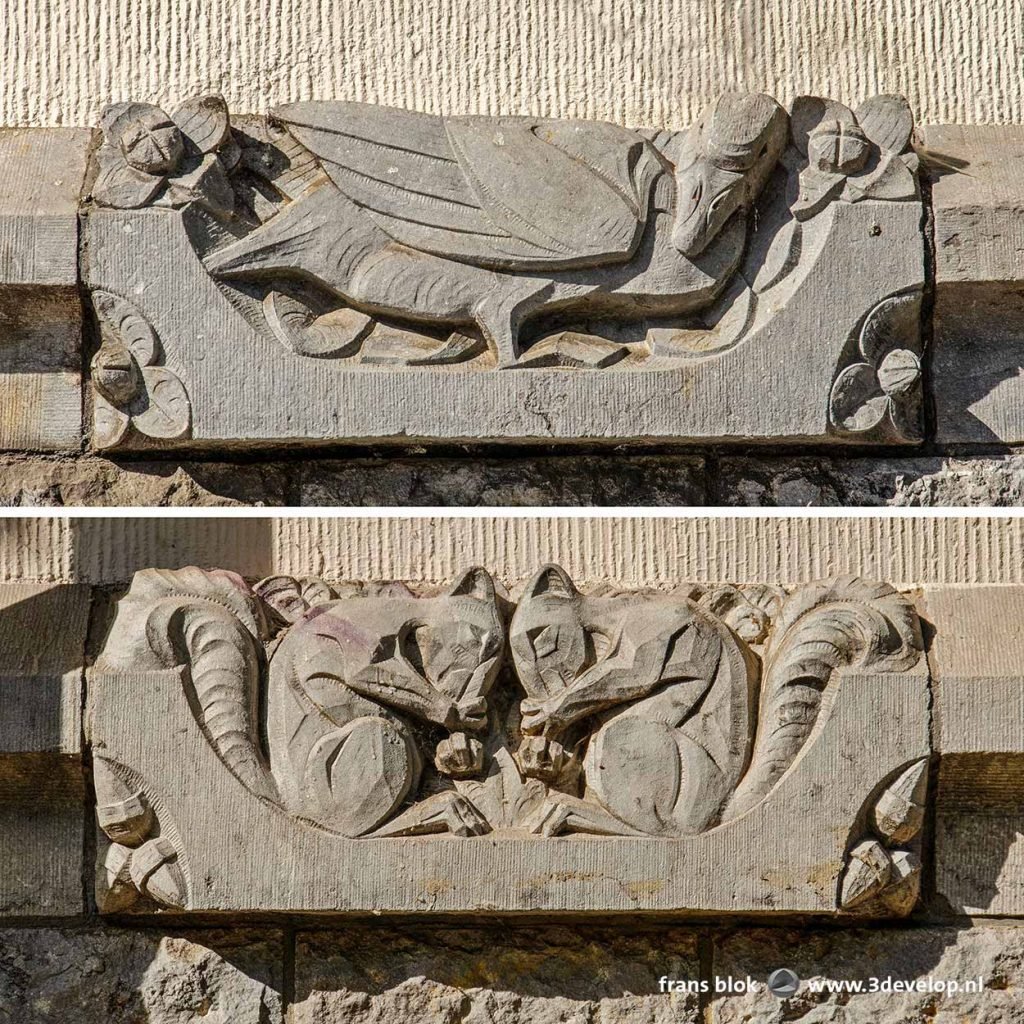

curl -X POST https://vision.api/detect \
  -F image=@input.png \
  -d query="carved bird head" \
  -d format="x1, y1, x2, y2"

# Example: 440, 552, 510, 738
671, 92, 788, 257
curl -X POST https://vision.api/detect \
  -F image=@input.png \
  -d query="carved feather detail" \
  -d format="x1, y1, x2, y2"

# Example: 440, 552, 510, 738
723, 576, 921, 820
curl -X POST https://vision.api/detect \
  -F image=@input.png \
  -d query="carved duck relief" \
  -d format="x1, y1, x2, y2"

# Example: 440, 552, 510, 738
205, 93, 788, 366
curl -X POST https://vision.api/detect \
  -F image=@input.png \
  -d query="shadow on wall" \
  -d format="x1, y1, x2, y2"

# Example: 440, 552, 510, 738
933, 282, 1024, 446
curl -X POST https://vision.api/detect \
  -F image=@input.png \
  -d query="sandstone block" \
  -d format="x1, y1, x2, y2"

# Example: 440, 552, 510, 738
88, 566, 928, 916
0, 129, 90, 451
82, 93, 924, 449
0, 583, 90, 755
924, 125, 1024, 444
0, 582, 91, 915
926, 585, 1024, 915
0, 789, 83, 916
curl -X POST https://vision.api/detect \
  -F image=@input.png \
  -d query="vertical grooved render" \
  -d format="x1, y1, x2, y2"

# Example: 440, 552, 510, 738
88, 564, 932, 915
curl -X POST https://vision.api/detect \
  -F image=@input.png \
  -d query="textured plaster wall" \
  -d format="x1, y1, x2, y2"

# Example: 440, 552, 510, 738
4, 515, 1024, 586
3, 0, 1023, 128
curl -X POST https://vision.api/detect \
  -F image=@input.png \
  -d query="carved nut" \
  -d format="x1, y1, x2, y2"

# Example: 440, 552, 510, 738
119, 108, 184, 174
92, 342, 141, 406
872, 758, 928, 844
516, 735, 576, 783
808, 120, 870, 174
96, 790, 153, 847
840, 838, 893, 909
435, 733, 485, 778
129, 836, 186, 908
97, 842, 140, 913
876, 348, 920, 398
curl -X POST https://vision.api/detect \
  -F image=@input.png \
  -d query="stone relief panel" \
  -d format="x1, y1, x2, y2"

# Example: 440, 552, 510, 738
81, 90, 925, 447
88, 565, 930, 916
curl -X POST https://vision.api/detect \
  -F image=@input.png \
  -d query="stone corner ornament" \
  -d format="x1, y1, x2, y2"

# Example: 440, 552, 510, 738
73, 90, 925, 448
87, 565, 930, 916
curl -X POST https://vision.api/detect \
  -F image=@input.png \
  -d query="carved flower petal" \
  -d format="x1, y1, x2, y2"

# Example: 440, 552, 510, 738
132, 366, 191, 439
92, 392, 131, 449
856, 154, 919, 203
829, 363, 887, 433
171, 94, 231, 154
888, 388, 924, 443
859, 291, 922, 364
855, 95, 914, 154
92, 146, 164, 209
92, 290, 159, 366
791, 168, 846, 221
99, 101, 170, 143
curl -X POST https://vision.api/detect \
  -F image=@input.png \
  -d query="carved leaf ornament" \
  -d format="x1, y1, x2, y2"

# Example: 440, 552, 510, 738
90, 291, 191, 448
829, 290, 923, 442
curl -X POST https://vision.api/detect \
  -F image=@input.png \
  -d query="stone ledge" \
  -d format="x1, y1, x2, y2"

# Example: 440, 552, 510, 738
0, 129, 90, 452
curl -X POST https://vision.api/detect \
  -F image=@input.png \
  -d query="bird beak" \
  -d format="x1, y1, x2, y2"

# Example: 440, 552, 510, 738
671, 162, 747, 257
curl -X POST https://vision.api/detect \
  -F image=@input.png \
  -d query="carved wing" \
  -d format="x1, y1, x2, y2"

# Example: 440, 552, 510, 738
273, 102, 659, 270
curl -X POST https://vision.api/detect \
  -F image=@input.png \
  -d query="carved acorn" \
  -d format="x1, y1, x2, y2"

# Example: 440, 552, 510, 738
118, 105, 185, 175
96, 789, 154, 847
129, 837, 187, 908
840, 838, 893, 909
807, 119, 870, 173
91, 341, 142, 407
879, 849, 923, 915
97, 842, 139, 913
872, 758, 928, 845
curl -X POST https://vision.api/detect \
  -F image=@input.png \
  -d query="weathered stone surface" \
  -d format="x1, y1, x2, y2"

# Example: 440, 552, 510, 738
294, 926, 699, 1024
924, 125, 1024, 444
0, 129, 90, 451
0, 129, 87, 287
926, 586, 1024, 915
0, 456, 291, 507
0, 928, 283, 1022
88, 566, 928, 914
0, 583, 90, 916
0, 583, 89, 755
0, 777, 83, 916
720, 454, 1024, 506
927, 125, 1024, 287
82, 92, 924, 448
300, 455, 707, 505
712, 925, 1024, 1022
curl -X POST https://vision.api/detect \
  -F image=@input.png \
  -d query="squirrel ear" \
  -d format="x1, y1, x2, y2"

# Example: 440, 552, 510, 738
447, 566, 495, 601
525, 564, 577, 599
